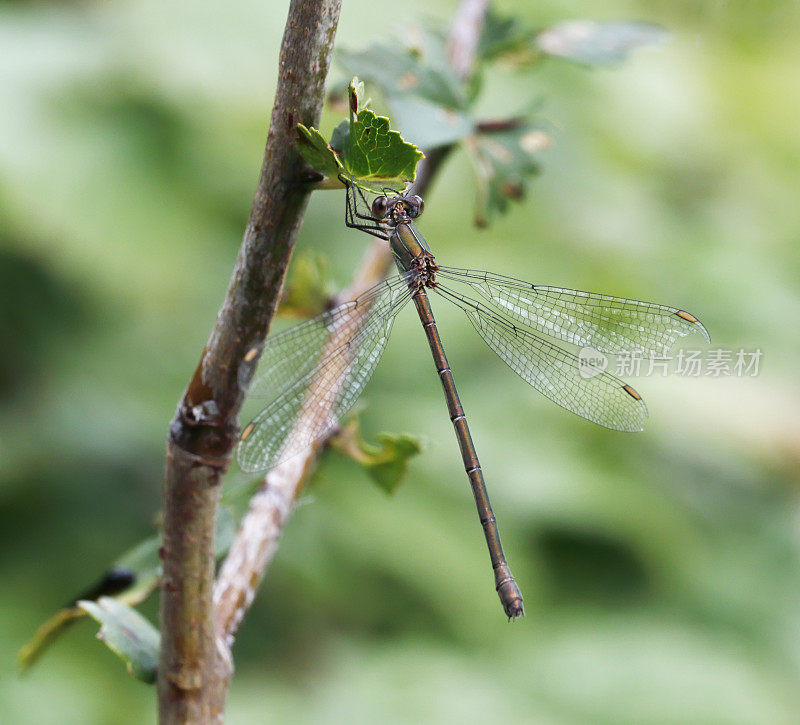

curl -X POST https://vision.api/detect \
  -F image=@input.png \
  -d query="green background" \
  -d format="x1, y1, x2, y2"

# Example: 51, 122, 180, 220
2, 0, 799, 722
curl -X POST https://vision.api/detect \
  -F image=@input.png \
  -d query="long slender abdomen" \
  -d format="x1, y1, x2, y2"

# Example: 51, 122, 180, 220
411, 287, 524, 619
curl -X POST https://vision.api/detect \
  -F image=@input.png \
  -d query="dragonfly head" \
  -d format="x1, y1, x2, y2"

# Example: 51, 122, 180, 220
371, 193, 424, 222
404, 194, 424, 219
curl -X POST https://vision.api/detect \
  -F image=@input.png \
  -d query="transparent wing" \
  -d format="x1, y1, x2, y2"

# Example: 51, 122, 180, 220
244, 272, 412, 399
237, 276, 413, 473
436, 266, 709, 356
434, 284, 648, 432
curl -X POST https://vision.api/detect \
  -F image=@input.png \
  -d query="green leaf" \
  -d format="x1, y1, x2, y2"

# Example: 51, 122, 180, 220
18, 567, 139, 673
296, 123, 343, 178
78, 597, 160, 684
18, 504, 236, 673
387, 96, 473, 151
338, 42, 464, 110
363, 433, 423, 494
467, 124, 552, 226
338, 35, 472, 149
349, 77, 367, 111
18, 607, 84, 673
341, 78, 424, 186
478, 10, 538, 63
332, 420, 422, 495
295, 78, 423, 188
342, 108, 424, 186
278, 251, 334, 319
329, 119, 350, 152
214, 503, 237, 556
536, 20, 666, 66
112, 537, 160, 603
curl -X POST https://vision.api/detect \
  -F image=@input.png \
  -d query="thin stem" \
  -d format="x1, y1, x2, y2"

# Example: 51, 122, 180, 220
158, 1, 342, 722
447, 0, 490, 81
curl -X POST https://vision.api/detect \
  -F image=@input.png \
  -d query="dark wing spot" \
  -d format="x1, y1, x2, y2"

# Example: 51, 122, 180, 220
622, 384, 642, 401
676, 310, 699, 323
241, 422, 255, 441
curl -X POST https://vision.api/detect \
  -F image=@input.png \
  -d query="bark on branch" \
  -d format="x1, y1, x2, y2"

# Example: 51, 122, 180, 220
158, 2, 342, 722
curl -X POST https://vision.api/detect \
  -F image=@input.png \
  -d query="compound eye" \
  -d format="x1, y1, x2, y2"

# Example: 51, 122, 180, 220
407, 195, 424, 218
371, 196, 389, 219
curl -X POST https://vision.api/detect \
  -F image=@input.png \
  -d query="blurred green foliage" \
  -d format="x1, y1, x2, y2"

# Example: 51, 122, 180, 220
2, 0, 800, 723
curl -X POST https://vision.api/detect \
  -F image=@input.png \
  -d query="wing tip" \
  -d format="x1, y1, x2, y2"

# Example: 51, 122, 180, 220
235, 448, 255, 474
619, 384, 648, 432
676, 310, 711, 344
235, 432, 265, 475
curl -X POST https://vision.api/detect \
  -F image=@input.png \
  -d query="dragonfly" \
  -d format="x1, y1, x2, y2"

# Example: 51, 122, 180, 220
237, 177, 709, 619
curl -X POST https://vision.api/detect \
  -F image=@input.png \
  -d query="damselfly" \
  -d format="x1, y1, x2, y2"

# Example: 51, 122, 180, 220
238, 178, 709, 618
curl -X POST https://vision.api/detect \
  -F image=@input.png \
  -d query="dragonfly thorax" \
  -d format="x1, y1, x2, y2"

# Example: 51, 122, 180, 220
409, 251, 438, 291
390, 222, 437, 285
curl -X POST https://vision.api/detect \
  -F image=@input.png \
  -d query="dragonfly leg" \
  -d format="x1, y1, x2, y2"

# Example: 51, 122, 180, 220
343, 178, 388, 239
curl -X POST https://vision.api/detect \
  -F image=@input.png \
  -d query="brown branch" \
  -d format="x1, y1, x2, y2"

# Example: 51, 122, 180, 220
157, 1, 342, 722
475, 117, 526, 133
210, 0, 488, 681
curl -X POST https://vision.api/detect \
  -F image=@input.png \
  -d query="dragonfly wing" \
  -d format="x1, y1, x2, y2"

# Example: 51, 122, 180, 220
435, 284, 648, 432
237, 278, 412, 473
244, 273, 412, 399
436, 266, 709, 356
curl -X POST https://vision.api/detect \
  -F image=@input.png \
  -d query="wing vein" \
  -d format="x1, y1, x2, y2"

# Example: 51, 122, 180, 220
237, 277, 412, 473
436, 266, 709, 355
434, 283, 648, 432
